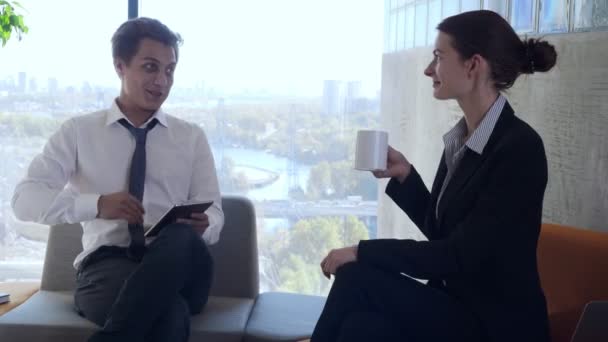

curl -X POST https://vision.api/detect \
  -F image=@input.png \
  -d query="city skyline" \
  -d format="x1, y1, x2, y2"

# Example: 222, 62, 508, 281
2, 0, 384, 98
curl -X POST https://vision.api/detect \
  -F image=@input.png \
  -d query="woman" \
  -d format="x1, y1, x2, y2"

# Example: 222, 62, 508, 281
312, 10, 557, 342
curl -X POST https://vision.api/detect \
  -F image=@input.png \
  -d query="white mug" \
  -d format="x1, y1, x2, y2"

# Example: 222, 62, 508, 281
354, 130, 388, 171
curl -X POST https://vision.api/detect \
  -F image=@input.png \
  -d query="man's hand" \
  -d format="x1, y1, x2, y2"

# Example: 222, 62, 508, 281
97, 191, 144, 224
177, 212, 210, 236
320, 246, 358, 279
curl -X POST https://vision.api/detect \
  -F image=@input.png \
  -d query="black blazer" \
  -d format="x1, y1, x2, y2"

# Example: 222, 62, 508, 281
358, 102, 550, 342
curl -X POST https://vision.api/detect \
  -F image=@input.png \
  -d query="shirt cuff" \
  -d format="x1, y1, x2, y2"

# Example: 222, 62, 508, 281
73, 193, 101, 223
201, 206, 223, 245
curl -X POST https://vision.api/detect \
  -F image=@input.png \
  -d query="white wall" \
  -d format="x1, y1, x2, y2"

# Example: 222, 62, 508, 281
378, 31, 608, 239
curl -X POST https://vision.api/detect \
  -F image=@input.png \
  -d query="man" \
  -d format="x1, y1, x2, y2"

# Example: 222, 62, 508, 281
11, 17, 223, 342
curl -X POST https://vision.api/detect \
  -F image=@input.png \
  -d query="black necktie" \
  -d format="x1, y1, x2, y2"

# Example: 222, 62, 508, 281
118, 118, 158, 260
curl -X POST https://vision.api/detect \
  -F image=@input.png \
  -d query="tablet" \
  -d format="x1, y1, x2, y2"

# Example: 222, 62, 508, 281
144, 201, 213, 237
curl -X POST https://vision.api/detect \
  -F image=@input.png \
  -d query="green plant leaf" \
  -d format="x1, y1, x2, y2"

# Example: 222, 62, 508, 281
0, 0, 27, 46
1, 28, 10, 41
11, 1, 26, 11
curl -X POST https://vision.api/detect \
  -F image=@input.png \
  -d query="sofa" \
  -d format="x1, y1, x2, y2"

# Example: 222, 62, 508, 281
297, 223, 608, 342
0, 195, 326, 342
537, 223, 608, 342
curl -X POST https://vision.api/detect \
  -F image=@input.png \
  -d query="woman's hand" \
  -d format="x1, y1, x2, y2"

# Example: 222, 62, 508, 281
372, 145, 412, 183
320, 246, 358, 279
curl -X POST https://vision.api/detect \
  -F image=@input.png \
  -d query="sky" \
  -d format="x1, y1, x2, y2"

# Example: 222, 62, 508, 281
1, 0, 384, 97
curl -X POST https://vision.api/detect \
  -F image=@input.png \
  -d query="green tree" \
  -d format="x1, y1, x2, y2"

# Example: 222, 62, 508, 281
1, 1, 28, 47
306, 160, 378, 200
306, 161, 332, 199
0, 113, 60, 138
262, 215, 370, 295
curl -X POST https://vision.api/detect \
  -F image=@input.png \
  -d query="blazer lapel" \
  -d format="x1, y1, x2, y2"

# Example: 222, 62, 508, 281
425, 153, 448, 238
436, 150, 483, 223
436, 101, 515, 225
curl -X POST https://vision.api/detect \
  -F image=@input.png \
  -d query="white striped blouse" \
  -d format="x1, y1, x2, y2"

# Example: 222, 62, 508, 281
436, 94, 507, 218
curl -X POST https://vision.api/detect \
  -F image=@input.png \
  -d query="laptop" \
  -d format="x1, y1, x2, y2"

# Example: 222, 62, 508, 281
570, 301, 608, 342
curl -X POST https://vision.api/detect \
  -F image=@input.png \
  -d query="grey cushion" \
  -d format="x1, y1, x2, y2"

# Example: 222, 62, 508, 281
208, 195, 259, 299
40, 195, 259, 298
0, 195, 260, 342
40, 223, 80, 291
0, 291, 96, 341
0, 291, 254, 342
244, 292, 326, 342
191, 296, 255, 342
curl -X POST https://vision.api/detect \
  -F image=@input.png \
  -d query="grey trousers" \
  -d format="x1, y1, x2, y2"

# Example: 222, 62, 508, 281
74, 223, 213, 342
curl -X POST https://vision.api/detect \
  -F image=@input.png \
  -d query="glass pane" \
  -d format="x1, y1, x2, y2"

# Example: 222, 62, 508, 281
141, 0, 383, 296
462, 0, 481, 12
539, 0, 568, 32
398, 8, 407, 49
405, 4, 416, 48
511, 0, 536, 33
385, 1, 392, 52
484, 0, 508, 18
442, 0, 460, 18
428, 0, 442, 45
574, 0, 608, 30
415, 1, 428, 47
389, 12, 398, 51
0, 0, 126, 282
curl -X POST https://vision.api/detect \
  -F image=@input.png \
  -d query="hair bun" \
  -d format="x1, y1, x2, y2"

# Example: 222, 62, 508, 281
521, 38, 557, 74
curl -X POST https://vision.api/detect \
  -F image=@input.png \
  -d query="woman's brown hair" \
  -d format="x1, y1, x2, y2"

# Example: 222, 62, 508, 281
437, 10, 557, 90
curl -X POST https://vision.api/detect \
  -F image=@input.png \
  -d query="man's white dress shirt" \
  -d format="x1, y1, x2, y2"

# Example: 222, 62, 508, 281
12, 100, 224, 268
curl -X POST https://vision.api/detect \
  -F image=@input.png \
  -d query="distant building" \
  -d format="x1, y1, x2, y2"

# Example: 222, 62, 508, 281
47, 77, 58, 95
322, 80, 344, 116
28, 78, 38, 93
345, 81, 362, 114
323, 80, 367, 116
17, 72, 26, 93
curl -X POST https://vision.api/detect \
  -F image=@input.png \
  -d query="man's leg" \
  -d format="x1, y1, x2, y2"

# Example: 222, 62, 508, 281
91, 223, 213, 340
178, 229, 213, 315
145, 295, 190, 342
311, 262, 485, 342
74, 247, 138, 327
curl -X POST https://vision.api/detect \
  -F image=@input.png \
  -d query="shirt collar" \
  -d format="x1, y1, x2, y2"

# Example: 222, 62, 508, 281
105, 99, 169, 128
442, 94, 506, 155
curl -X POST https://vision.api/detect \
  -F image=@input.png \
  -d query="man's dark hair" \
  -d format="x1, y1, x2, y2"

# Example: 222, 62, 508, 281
111, 17, 183, 65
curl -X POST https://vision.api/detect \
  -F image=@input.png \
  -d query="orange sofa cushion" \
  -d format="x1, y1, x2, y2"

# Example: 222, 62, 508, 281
538, 223, 608, 342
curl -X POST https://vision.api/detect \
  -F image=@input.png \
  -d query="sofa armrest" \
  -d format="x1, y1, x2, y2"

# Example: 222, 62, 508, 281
0, 282, 40, 317
538, 223, 608, 342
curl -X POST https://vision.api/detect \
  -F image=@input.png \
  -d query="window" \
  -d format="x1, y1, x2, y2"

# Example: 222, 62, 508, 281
414, 1, 428, 47
539, 0, 568, 32
483, 0, 508, 18
139, 0, 383, 295
573, 0, 608, 30
462, 0, 481, 12
390, 9, 399, 51
405, 3, 416, 48
427, 0, 442, 44
511, 0, 537, 33
398, 7, 407, 50
0, 0, 125, 282
442, 0, 460, 19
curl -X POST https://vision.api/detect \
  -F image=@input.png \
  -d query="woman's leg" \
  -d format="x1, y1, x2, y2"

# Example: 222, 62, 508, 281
311, 262, 485, 342
336, 312, 402, 342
